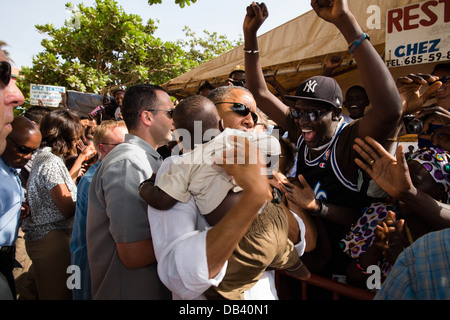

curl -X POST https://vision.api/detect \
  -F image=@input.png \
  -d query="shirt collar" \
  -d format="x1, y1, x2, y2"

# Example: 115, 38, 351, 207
124, 134, 162, 160
0, 157, 19, 175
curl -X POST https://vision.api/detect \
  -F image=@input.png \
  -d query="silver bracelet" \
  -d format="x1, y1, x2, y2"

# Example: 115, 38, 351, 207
243, 48, 260, 54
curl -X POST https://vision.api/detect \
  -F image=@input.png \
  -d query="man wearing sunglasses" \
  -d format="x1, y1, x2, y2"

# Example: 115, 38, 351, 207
0, 51, 25, 156
2, 117, 41, 170
0, 50, 27, 299
87, 84, 173, 299
143, 83, 307, 299
1, 116, 41, 299
243, 1, 403, 279
208, 85, 258, 132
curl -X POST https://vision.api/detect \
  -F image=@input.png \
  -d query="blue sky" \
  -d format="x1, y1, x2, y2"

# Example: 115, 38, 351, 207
1, 0, 311, 69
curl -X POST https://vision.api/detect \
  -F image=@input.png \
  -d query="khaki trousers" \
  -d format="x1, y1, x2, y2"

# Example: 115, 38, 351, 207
25, 229, 72, 300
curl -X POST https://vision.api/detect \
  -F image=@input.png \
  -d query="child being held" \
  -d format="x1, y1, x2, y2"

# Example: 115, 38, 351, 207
140, 95, 309, 299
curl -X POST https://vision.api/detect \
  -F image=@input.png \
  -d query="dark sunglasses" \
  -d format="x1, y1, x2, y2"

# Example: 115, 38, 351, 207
145, 108, 174, 118
0, 61, 12, 87
7, 136, 38, 155
215, 102, 258, 123
289, 108, 332, 122
432, 75, 450, 84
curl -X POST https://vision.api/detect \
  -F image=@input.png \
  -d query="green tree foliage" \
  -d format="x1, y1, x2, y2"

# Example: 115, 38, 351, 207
18, 0, 240, 102
147, 0, 197, 8
177, 27, 242, 65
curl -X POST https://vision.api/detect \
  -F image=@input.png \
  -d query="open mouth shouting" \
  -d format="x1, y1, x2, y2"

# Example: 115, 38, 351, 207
302, 128, 316, 143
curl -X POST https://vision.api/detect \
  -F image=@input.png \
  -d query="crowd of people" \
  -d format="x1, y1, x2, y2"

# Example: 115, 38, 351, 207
1, 0, 450, 300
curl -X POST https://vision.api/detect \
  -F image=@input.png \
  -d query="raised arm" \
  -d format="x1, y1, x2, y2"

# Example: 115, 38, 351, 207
311, 0, 403, 142
353, 136, 450, 229
243, 2, 290, 129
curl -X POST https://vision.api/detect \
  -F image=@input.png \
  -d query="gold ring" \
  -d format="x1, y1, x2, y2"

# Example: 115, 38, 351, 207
369, 159, 375, 165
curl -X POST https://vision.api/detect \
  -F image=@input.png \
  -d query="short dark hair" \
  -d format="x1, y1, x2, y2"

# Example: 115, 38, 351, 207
345, 85, 369, 101
113, 89, 125, 96
23, 106, 52, 126
229, 69, 245, 79
173, 95, 218, 132
173, 95, 219, 150
40, 109, 82, 156
432, 63, 450, 74
197, 81, 215, 94
121, 84, 166, 130
207, 85, 252, 105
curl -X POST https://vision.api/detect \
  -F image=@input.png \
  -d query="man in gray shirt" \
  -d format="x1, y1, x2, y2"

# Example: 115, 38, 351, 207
87, 84, 174, 299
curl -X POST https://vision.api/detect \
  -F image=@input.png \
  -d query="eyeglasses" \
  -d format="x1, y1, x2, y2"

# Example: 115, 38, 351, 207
289, 108, 332, 122
0, 61, 12, 87
100, 142, 122, 146
215, 102, 258, 123
145, 109, 174, 118
7, 136, 38, 155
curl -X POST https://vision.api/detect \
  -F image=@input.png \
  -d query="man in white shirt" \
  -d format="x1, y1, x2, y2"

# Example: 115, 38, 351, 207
147, 86, 306, 299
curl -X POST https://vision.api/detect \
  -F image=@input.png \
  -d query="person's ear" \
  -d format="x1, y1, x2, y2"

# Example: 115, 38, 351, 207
332, 108, 342, 121
141, 110, 153, 126
97, 143, 107, 159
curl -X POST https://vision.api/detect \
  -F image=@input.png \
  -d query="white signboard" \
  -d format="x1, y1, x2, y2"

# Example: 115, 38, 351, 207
30, 84, 66, 107
385, 0, 450, 68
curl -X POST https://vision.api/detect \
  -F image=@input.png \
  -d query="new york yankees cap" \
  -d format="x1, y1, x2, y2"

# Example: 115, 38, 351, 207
284, 75, 343, 109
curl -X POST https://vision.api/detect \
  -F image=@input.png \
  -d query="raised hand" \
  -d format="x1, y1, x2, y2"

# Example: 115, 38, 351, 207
273, 172, 319, 214
353, 136, 414, 200
311, 0, 350, 25
80, 141, 97, 160
243, 1, 268, 35
374, 210, 406, 264
214, 135, 268, 198
323, 54, 343, 76
396, 73, 442, 115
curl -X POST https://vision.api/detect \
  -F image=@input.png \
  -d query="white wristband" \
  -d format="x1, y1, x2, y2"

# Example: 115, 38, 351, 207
243, 48, 260, 54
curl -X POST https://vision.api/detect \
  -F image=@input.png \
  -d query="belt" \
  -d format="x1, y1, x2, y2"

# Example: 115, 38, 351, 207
0, 246, 15, 254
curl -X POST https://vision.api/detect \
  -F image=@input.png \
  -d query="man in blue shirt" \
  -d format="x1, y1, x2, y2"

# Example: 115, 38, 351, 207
70, 120, 127, 300
0, 49, 26, 299
375, 228, 450, 300
0, 116, 41, 299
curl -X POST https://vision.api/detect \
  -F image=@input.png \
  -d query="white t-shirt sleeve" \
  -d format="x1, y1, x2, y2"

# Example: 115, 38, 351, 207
148, 156, 227, 300
290, 210, 307, 256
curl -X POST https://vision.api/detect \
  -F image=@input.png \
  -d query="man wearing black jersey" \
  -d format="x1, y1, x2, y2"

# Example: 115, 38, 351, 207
243, 0, 403, 277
